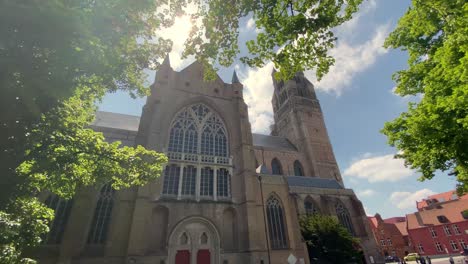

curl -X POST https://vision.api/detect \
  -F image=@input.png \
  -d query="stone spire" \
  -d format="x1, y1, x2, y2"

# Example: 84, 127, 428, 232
232, 70, 240, 84
161, 54, 171, 68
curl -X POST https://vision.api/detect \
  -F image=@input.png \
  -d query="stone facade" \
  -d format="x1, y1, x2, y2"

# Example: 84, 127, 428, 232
33, 58, 382, 264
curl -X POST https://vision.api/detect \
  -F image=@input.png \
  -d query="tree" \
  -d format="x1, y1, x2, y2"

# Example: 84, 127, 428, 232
300, 214, 363, 264
0, 0, 365, 262
382, 1, 468, 192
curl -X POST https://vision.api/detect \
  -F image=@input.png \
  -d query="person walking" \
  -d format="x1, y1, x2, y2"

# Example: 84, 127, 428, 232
425, 256, 431, 264
449, 256, 455, 264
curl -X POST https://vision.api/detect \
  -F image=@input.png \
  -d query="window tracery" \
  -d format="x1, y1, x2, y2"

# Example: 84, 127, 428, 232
266, 196, 288, 249
336, 203, 355, 236
87, 184, 115, 244
163, 103, 231, 201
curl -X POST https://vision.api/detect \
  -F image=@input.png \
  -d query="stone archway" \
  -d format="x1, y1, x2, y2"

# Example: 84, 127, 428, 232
168, 216, 220, 264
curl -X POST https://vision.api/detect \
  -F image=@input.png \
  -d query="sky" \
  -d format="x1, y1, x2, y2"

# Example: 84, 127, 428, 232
99, 0, 458, 218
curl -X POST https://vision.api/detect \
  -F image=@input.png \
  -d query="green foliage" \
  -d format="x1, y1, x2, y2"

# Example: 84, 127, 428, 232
0, 197, 53, 264
184, 0, 363, 80
300, 214, 362, 264
382, 0, 468, 192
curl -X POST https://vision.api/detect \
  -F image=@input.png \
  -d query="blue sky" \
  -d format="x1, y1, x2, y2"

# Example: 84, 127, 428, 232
99, 0, 458, 218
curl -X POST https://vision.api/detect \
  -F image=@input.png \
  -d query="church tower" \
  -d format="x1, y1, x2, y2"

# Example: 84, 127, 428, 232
270, 71, 343, 184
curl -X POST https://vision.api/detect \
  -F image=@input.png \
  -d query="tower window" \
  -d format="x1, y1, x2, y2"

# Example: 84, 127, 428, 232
293, 160, 304, 176
87, 184, 115, 244
266, 196, 288, 249
200, 167, 214, 196
271, 158, 283, 175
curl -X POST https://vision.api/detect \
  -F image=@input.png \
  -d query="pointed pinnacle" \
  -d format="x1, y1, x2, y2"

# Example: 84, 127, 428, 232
232, 70, 240, 84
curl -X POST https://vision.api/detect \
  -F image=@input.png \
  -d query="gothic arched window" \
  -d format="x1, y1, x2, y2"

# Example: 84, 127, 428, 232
168, 103, 228, 157
271, 158, 283, 175
44, 195, 73, 244
164, 103, 231, 200
266, 196, 288, 249
293, 160, 304, 176
336, 203, 355, 236
87, 184, 115, 244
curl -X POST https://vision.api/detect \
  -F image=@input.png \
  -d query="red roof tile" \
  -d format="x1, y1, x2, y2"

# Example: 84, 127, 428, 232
407, 199, 468, 229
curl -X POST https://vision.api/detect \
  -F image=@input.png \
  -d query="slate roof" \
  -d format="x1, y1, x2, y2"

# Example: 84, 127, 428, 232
252, 133, 297, 151
92, 111, 140, 131
285, 176, 343, 189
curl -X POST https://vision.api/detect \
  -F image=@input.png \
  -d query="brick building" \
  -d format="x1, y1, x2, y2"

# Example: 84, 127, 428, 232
407, 191, 468, 256
368, 214, 411, 259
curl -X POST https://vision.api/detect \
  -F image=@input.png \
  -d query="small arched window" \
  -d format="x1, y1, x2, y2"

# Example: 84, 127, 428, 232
87, 184, 115, 244
180, 232, 188, 245
304, 198, 317, 215
293, 160, 304, 176
336, 203, 355, 236
266, 196, 288, 249
200, 232, 208, 244
271, 158, 283, 175
44, 195, 73, 244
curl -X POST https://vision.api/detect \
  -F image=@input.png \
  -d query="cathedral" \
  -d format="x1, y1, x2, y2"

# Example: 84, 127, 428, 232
34, 57, 382, 264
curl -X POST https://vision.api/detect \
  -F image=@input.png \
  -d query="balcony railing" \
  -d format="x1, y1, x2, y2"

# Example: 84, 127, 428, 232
166, 151, 232, 166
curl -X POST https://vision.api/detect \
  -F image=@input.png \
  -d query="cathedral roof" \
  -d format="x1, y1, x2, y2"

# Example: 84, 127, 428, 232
286, 176, 343, 189
92, 111, 140, 131
252, 133, 297, 151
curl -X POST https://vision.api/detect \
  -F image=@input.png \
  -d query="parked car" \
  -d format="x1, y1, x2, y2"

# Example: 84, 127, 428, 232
404, 253, 420, 261
385, 255, 399, 263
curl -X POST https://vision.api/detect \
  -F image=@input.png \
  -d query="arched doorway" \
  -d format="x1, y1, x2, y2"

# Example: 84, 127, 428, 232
168, 216, 220, 264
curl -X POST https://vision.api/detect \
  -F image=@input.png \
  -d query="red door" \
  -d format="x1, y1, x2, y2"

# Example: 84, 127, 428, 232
175, 250, 190, 264
197, 249, 210, 264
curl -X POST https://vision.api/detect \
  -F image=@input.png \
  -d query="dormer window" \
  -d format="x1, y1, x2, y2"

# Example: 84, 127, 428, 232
437, 215, 449, 223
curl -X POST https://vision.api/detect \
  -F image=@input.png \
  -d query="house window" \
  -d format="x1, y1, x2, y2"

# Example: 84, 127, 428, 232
43, 195, 73, 244
450, 240, 459, 251
387, 239, 392, 246
417, 243, 424, 253
266, 196, 288, 249
453, 224, 461, 235
435, 242, 443, 252
444, 225, 452, 236
460, 240, 467, 249
336, 203, 355, 236
271, 158, 283, 175
87, 184, 115, 244
380, 239, 385, 246
429, 227, 437, 238
293, 160, 304, 176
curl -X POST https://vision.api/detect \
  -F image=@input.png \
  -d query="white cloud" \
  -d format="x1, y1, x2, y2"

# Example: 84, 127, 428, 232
306, 24, 390, 95
239, 62, 275, 134
336, 0, 377, 36
343, 153, 415, 182
156, 5, 198, 70
358, 189, 376, 197
390, 189, 435, 209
